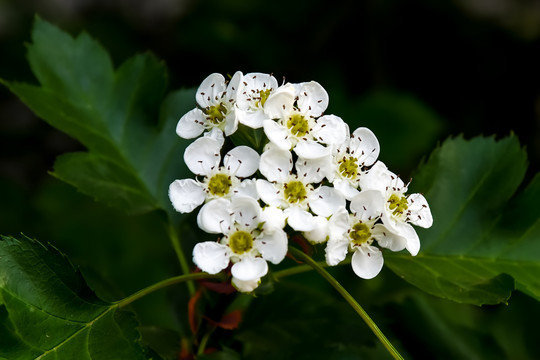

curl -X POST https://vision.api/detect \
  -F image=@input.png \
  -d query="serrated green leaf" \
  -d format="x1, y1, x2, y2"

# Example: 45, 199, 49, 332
0, 235, 153, 359
386, 135, 540, 305
0, 17, 193, 216
330, 90, 446, 174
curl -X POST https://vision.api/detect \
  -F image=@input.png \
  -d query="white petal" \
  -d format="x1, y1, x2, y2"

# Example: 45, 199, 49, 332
333, 178, 360, 201
400, 222, 421, 256
225, 71, 243, 99
224, 146, 260, 178
193, 242, 231, 274
295, 155, 332, 183
236, 109, 267, 128
294, 140, 331, 160
237, 73, 278, 106
231, 257, 268, 281
325, 237, 349, 266
296, 81, 328, 117
263, 84, 295, 119
230, 196, 261, 230
176, 108, 205, 139
261, 206, 286, 229
359, 161, 390, 192
231, 277, 260, 293
303, 216, 329, 244
362, 161, 405, 193
407, 193, 433, 228
350, 127, 380, 167
243, 72, 278, 94
233, 179, 259, 199
196, 73, 227, 108
184, 136, 222, 176
259, 144, 292, 183
312, 115, 348, 145
203, 127, 225, 147
333, 133, 351, 155
168, 179, 206, 213
371, 224, 407, 252
349, 189, 385, 222
235, 73, 278, 127
308, 186, 345, 217
255, 227, 288, 264
351, 246, 384, 279
327, 206, 352, 240
382, 218, 420, 256
263, 120, 292, 151
285, 206, 317, 231
256, 179, 282, 207
197, 198, 232, 234
223, 109, 239, 136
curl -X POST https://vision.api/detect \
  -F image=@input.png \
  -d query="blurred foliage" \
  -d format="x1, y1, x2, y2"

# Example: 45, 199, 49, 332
1, 0, 540, 359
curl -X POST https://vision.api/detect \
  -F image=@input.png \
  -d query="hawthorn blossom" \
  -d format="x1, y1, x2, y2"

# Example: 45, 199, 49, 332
325, 191, 404, 279
360, 161, 433, 255
330, 127, 380, 200
262, 81, 348, 159
231, 277, 261, 293
235, 72, 279, 128
193, 197, 288, 289
256, 143, 345, 231
168, 135, 259, 213
176, 72, 243, 139
168, 70, 433, 288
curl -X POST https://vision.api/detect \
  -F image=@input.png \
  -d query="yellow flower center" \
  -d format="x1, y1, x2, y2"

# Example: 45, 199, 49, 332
283, 180, 307, 204
388, 194, 408, 216
229, 231, 254, 254
287, 114, 310, 137
207, 173, 232, 197
338, 157, 358, 179
350, 222, 371, 245
256, 89, 272, 107
205, 103, 228, 125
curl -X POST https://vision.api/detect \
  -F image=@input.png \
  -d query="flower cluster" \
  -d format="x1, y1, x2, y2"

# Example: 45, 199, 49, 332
169, 72, 433, 292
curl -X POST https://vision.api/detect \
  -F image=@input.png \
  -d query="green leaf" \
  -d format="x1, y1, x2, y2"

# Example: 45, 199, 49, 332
0, 235, 153, 359
330, 90, 446, 174
0, 17, 193, 216
383, 291, 540, 360
138, 326, 181, 360
386, 135, 540, 305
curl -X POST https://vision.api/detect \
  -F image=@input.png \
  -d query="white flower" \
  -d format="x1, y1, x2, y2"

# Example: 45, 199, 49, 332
330, 127, 380, 200
302, 215, 331, 244
360, 161, 433, 255
168, 135, 259, 213
193, 197, 288, 284
256, 143, 345, 232
176, 72, 243, 139
235, 72, 279, 128
325, 191, 404, 279
232, 277, 261, 293
262, 81, 348, 159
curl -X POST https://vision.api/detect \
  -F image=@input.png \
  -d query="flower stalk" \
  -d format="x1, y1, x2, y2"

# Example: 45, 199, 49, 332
116, 272, 222, 308
287, 246, 404, 360
167, 222, 196, 296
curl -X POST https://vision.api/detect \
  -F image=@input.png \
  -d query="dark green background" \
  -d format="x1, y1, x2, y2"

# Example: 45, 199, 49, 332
1, 1, 539, 359
2, 0, 539, 187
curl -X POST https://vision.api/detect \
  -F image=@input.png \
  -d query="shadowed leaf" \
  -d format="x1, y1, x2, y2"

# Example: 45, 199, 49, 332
386, 135, 540, 305
0, 235, 153, 359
